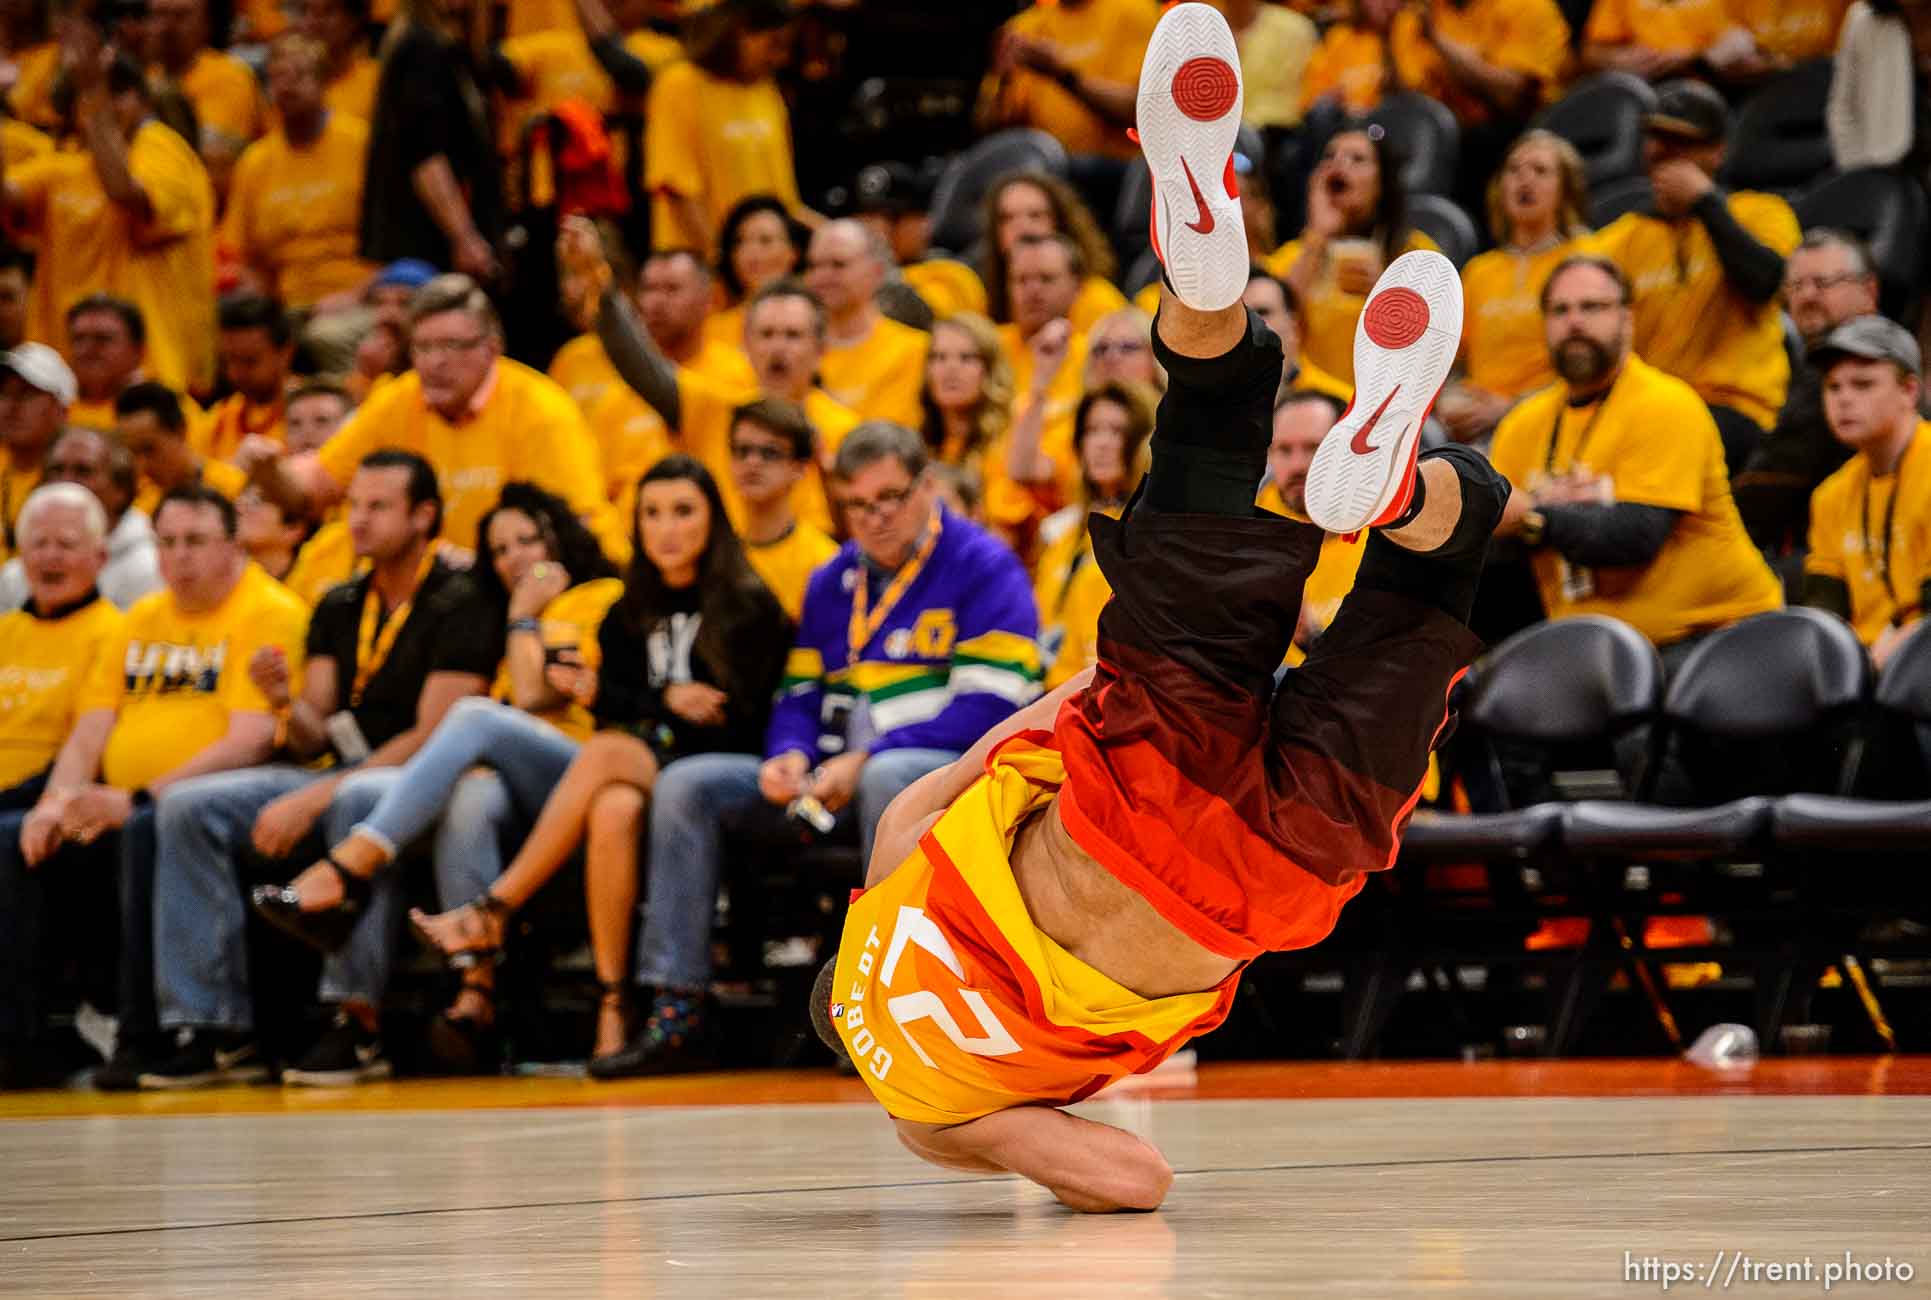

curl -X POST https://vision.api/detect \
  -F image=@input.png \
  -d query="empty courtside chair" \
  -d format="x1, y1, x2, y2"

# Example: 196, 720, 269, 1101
1535, 72, 1657, 189
1365, 92, 1460, 196
1561, 608, 1870, 858
1589, 174, 1654, 228
1794, 168, 1929, 318
1773, 619, 1931, 849
926, 128, 1070, 255
1406, 193, 1481, 268
1718, 61, 1836, 196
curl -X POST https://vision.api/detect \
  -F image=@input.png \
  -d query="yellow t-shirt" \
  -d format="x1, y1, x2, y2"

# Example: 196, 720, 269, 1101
703, 303, 748, 354
903, 260, 988, 320
0, 595, 126, 789
673, 369, 855, 536
1239, 3, 1318, 129
195, 394, 285, 466
992, 324, 1090, 534
1066, 276, 1129, 337
745, 520, 837, 622
4, 42, 62, 134
980, 0, 1160, 160
1, 116, 51, 171
222, 114, 374, 309
133, 457, 248, 519
315, 362, 627, 562
587, 383, 673, 505
492, 575, 624, 739
645, 62, 798, 253
1589, 194, 1801, 429
1805, 426, 1931, 646
1301, 2, 1568, 122
1459, 239, 1585, 402
1734, 0, 1854, 61
1584, 0, 1736, 55
171, 49, 268, 155
1293, 358, 1354, 405
1265, 230, 1441, 387
818, 315, 928, 428
507, 0, 581, 38
323, 54, 382, 124
1489, 356, 1783, 645
83, 563, 310, 790
282, 519, 360, 607
0, 451, 41, 567
12, 122, 216, 392
549, 332, 623, 415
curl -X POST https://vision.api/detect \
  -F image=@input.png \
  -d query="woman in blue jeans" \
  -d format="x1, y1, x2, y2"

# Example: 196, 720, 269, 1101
257, 482, 619, 1062
408, 457, 791, 1065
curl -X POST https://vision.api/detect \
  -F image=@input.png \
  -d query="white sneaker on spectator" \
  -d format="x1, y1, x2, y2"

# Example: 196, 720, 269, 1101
1133, 2, 1248, 312
1303, 250, 1464, 534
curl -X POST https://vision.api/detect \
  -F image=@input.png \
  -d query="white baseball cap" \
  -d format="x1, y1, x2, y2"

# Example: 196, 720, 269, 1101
0, 342, 77, 407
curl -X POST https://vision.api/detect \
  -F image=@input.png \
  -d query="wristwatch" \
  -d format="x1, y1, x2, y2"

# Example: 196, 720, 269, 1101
1520, 509, 1548, 548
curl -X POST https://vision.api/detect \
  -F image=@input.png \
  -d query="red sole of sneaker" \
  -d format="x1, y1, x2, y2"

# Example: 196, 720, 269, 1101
1172, 57, 1239, 121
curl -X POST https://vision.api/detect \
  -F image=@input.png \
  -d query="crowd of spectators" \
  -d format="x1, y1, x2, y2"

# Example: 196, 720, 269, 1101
3, 0, 1930, 1089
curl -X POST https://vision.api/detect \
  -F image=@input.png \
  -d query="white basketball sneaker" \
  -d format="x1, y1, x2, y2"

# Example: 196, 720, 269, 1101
1302, 250, 1464, 534
1133, 2, 1248, 312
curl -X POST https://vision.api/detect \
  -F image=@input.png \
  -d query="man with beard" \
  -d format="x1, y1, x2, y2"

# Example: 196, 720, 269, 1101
1489, 254, 1780, 671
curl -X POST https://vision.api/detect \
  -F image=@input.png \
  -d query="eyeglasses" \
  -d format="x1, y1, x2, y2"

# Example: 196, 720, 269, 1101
411, 335, 488, 358
1089, 338, 1149, 359
838, 479, 920, 523
1783, 272, 1867, 296
730, 442, 794, 463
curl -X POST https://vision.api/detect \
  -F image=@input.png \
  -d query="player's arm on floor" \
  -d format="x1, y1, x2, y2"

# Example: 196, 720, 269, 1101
894, 1106, 1174, 1213
864, 668, 1094, 886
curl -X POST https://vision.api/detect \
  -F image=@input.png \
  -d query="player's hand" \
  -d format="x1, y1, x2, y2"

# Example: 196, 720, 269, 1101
759, 751, 812, 804
249, 645, 293, 711
1648, 158, 1713, 216
664, 682, 728, 727
810, 751, 866, 814
251, 785, 327, 860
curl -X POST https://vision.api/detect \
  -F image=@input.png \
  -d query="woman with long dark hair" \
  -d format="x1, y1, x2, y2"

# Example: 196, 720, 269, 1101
704, 193, 811, 351
252, 483, 621, 1065
409, 455, 789, 1064
1266, 120, 1436, 387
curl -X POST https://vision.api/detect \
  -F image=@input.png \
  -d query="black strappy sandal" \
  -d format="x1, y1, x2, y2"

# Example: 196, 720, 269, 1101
409, 893, 509, 970
426, 980, 500, 1076
587, 981, 632, 1072
249, 853, 371, 954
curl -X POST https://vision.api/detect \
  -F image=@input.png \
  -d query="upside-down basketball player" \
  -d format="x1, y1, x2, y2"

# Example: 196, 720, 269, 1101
813, 2, 1512, 1212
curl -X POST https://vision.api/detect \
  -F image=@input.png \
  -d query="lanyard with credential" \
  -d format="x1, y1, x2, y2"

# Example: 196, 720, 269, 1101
351, 551, 435, 707
848, 511, 941, 662
1862, 437, 1916, 616
1543, 366, 1625, 476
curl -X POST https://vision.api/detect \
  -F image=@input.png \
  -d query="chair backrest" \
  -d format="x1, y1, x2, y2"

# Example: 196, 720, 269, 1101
1122, 246, 1163, 297
1718, 61, 1835, 195
1453, 615, 1664, 808
1407, 193, 1480, 268
1794, 168, 1929, 316
1589, 174, 1654, 228
926, 129, 1070, 255
1656, 607, 1870, 801
1863, 620, 1931, 796
1364, 92, 1460, 196
1534, 72, 1658, 189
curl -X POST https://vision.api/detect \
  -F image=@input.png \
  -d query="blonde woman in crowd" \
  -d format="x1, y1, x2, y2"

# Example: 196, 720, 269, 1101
1438, 130, 1592, 444
1035, 380, 1155, 688
1082, 306, 1169, 392
980, 170, 1126, 335
918, 310, 1015, 498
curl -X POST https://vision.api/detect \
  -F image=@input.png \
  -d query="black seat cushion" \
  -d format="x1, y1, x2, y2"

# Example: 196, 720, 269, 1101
1771, 793, 1931, 849
1560, 796, 1773, 855
1401, 805, 1563, 859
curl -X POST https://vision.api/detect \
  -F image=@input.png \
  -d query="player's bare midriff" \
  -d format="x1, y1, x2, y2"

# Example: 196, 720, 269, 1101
1008, 794, 1241, 999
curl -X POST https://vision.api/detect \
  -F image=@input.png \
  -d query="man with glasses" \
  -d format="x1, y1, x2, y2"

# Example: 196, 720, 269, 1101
1589, 79, 1800, 477
1490, 254, 1781, 671
726, 397, 836, 620
238, 273, 626, 563
1734, 229, 1884, 557
595, 421, 1038, 1078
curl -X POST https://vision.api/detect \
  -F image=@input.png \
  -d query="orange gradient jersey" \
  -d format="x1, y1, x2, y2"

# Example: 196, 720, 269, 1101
829, 734, 1238, 1126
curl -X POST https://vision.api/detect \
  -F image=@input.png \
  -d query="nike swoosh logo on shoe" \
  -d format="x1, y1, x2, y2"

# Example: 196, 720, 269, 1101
1180, 156, 1215, 235
1350, 385, 1402, 456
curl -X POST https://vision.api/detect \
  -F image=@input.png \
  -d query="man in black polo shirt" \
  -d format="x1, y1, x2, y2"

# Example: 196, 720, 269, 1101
143, 449, 502, 1088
